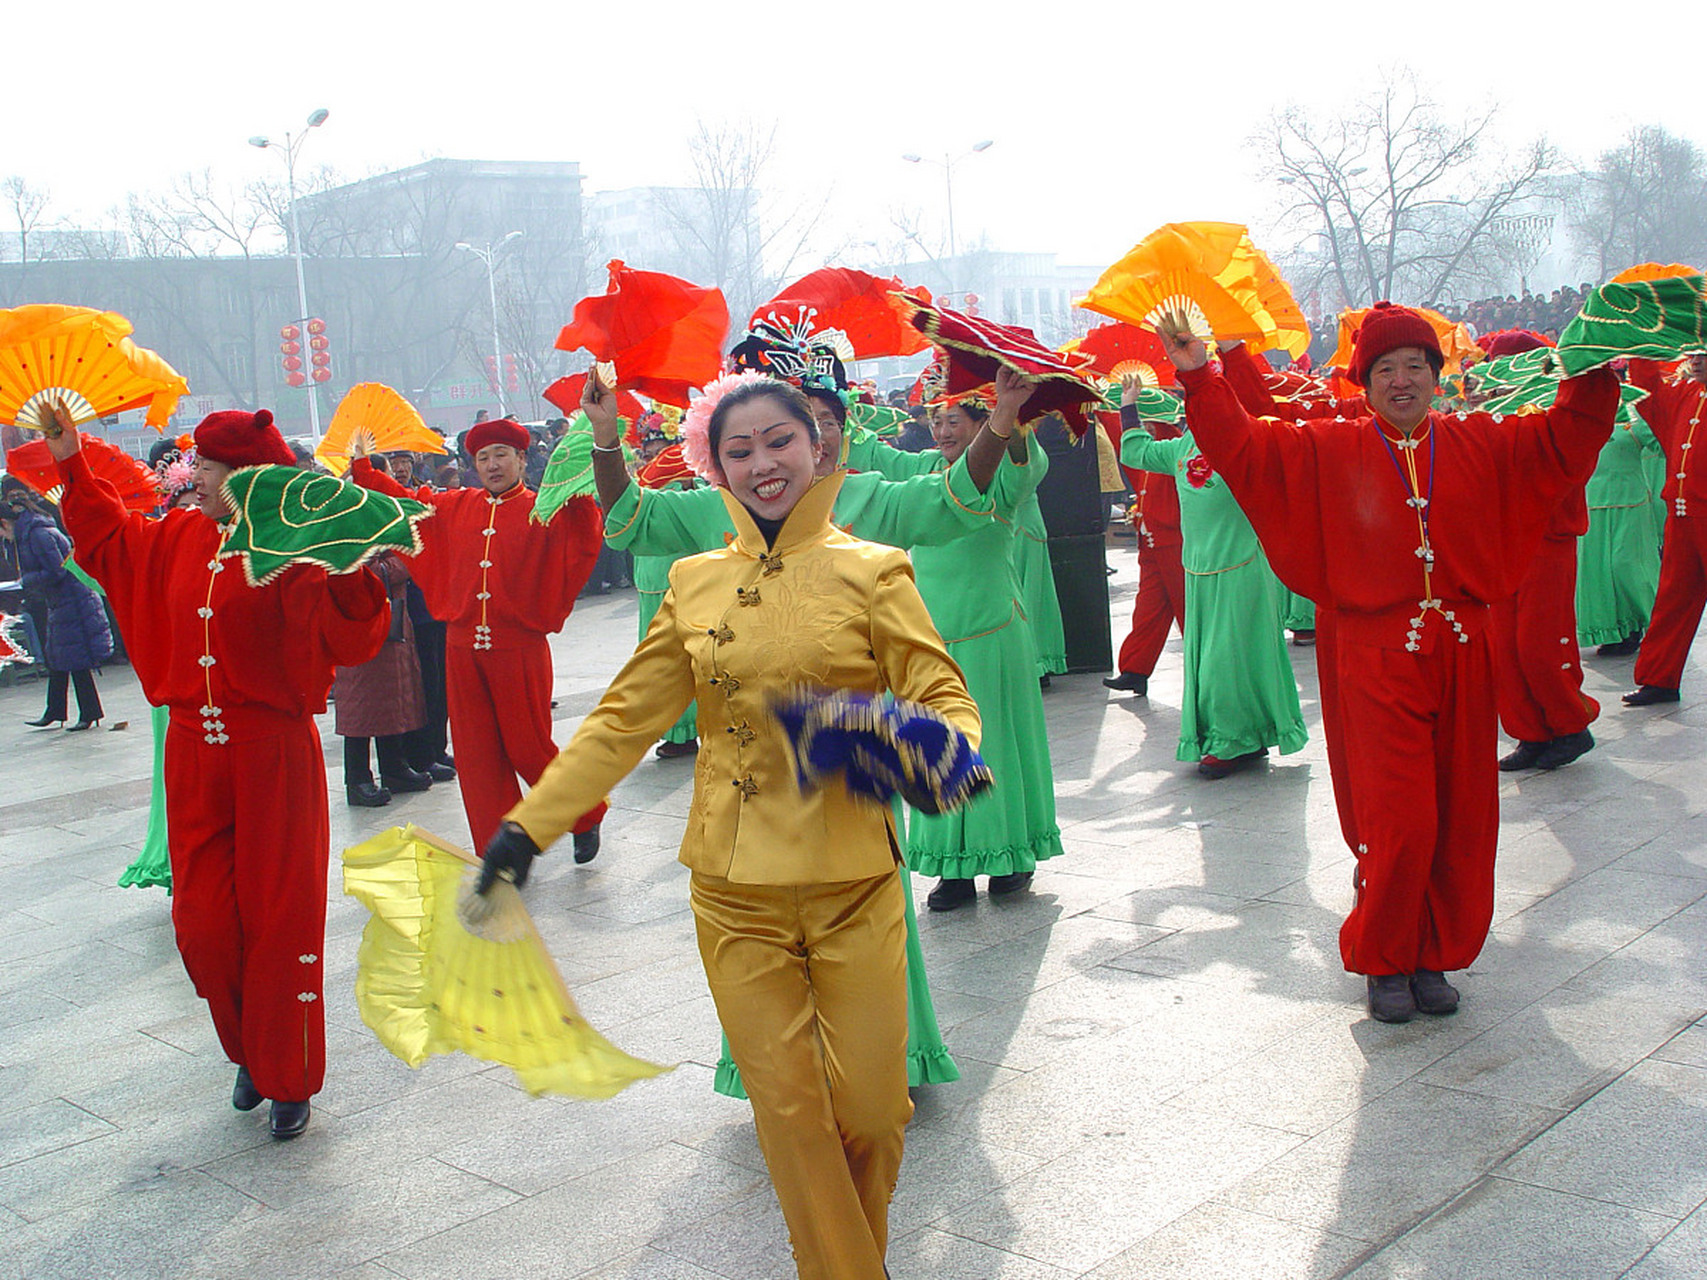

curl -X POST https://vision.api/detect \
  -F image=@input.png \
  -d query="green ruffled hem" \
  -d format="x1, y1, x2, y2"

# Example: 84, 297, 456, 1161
1577, 620, 1648, 646
1034, 651, 1067, 678
118, 868, 173, 892
906, 829, 1064, 880
713, 1043, 961, 1099
1177, 724, 1309, 764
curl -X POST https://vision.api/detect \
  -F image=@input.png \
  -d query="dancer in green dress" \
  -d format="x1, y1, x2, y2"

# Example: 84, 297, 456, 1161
910, 375, 1064, 912
1119, 379, 1307, 779
119, 702, 173, 891
1578, 411, 1663, 655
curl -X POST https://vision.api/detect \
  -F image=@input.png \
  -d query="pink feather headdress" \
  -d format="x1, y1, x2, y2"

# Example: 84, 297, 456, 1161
680, 370, 776, 486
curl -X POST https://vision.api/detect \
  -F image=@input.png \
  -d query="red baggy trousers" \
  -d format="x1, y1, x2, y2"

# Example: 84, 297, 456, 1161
1492, 535, 1599, 741
446, 637, 606, 849
1115, 539, 1185, 677
164, 707, 330, 1102
1634, 515, 1707, 691
1331, 629, 1500, 976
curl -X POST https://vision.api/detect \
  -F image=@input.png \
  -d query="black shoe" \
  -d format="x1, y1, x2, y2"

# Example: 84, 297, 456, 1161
425, 761, 457, 782
25, 714, 65, 728
1038, 675, 1052, 690
1623, 685, 1680, 707
232, 1066, 263, 1112
573, 825, 601, 864
269, 1099, 311, 1140
1367, 974, 1417, 1023
987, 871, 1034, 897
1410, 969, 1460, 1016
1291, 629, 1317, 647
1103, 671, 1148, 695
655, 738, 700, 759
437, 754, 456, 771
926, 877, 976, 912
346, 781, 392, 808
1535, 729, 1594, 771
1197, 748, 1268, 780
65, 719, 100, 732
1498, 740, 1548, 772
380, 767, 433, 793
1596, 630, 1643, 657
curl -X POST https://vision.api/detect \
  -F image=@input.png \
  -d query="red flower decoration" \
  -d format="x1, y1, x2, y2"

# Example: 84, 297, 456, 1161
1184, 454, 1215, 489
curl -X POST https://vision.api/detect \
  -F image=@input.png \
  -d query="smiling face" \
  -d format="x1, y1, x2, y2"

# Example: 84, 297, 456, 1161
474, 443, 525, 494
192, 456, 235, 518
806, 396, 844, 476
715, 394, 819, 524
932, 403, 985, 463
1366, 346, 1440, 433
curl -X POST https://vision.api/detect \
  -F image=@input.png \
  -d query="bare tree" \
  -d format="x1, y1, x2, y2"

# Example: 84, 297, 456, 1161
1257, 78, 1554, 312
2, 176, 52, 266
1566, 126, 1707, 279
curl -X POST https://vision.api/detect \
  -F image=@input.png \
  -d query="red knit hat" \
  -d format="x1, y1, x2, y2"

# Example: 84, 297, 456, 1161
466, 417, 531, 455
193, 408, 295, 469
1349, 302, 1442, 386
1477, 328, 1552, 358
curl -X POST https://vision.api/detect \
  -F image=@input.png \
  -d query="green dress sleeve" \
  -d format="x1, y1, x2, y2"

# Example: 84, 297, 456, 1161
602, 482, 735, 557
831, 461, 994, 550
1120, 426, 1193, 475
843, 431, 947, 479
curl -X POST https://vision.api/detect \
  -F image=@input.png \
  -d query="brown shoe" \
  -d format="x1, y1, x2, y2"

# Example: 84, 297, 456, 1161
1366, 974, 1417, 1023
655, 738, 699, 759
1410, 969, 1460, 1015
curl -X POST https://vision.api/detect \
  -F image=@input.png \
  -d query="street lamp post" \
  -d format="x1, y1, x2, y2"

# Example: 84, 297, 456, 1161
455, 232, 525, 417
249, 108, 330, 439
901, 140, 994, 298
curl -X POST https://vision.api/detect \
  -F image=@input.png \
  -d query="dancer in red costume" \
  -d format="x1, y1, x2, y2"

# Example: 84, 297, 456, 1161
1624, 353, 1707, 706
1160, 304, 1618, 1023
350, 419, 608, 857
45, 405, 389, 1138
1101, 410, 1184, 697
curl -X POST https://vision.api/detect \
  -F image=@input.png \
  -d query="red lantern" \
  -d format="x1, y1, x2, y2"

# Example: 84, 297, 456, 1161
286, 371, 307, 388
311, 368, 332, 383
306, 318, 326, 335
309, 335, 329, 352
311, 352, 331, 368
281, 341, 301, 356
282, 356, 303, 372
281, 324, 300, 341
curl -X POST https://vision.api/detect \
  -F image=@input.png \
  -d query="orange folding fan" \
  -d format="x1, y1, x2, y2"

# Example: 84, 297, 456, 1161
0, 305, 188, 433
316, 383, 446, 476
1077, 221, 1276, 347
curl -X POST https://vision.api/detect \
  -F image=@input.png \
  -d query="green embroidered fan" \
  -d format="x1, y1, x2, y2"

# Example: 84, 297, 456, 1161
1556, 275, 1707, 377
218, 465, 432, 586
532, 414, 633, 526
1098, 380, 1184, 425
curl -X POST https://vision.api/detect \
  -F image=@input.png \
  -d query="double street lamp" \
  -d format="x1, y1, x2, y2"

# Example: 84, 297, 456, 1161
902, 140, 994, 294
250, 108, 330, 439
456, 232, 525, 416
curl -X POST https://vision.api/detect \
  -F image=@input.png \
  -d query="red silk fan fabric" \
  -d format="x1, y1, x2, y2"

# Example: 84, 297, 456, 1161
637, 442, 695, 489
555, 261, 729, 409
8, 433, 161, 511
542, 372, 647, 422
902, 299, 1100, 435
752, 268, 933, 359
1069, 322, 1178, 385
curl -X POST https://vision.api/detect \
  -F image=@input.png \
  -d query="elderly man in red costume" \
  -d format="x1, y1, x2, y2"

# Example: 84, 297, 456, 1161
350, 417, 608, 858
1624, 352, 1707, 706
45, 405, 389, 1138
1160, 303, 1618, 1023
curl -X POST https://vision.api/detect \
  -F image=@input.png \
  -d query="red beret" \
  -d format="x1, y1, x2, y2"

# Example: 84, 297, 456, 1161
1349, 302, 1442, 387
1477, 328, 1551, 358
466, 418, 531, 455
193, 408, 295, 469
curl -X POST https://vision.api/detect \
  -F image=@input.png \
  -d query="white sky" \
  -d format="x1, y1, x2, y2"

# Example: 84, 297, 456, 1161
11, 0, 1704, 273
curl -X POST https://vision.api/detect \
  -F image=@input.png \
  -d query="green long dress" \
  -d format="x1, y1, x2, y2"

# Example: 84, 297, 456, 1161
1121, 426, 1308, 764
118, 702, 172, 891
632, 481, 699, 747
1013, 492, 1067, 676
1577, 416, 1664, 645
603, 464, 992, 1094
906, 446, 1064, 879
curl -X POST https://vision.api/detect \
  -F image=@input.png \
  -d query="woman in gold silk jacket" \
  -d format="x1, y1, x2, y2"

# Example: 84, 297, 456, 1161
484, 374, 995, 1280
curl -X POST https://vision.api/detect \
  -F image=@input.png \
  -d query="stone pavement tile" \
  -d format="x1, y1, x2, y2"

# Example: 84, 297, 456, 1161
570, 1246, 731, 1280
0, 1099, 115, 1170
174, 1155, 519, 1280
1101, 899, 1345, 1005
1490, 866, 1707, 953
1496, 1058, 1707, 1218
930, 1114, 1305, 1274
1625, 1205, 1707, 1280
0, 1167, 258, 1280
941, 964, 1179, 1076
1419, 987, 1698, 1111
928, 910, 1177, 1003
1080, 1202, 1366, 1280
889, 1129, 1050, 1238
646, 1187, 795, 1280
881, 1227, 1077, 1279
907, 891, 1071, 967
1492, 823, 1627, 898
1565, 900, 1707, 1018
0, 1019, 202, 1124
432, 1065, 727, 1198
600, 993, 726, 1071
1652, 1019, 1707, 1069
901, 1054, 1026, 1148
313, 1029, 495, 1122
1617, 813, 1707, 881
568, 951, 719, 1031
1343, 1177, 1676, 1280
1217, 1079, 1562, 1245
374, 1142, 769, 1280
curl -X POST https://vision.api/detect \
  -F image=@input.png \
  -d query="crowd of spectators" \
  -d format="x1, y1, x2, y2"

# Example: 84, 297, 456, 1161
1440, 284, 1598, 342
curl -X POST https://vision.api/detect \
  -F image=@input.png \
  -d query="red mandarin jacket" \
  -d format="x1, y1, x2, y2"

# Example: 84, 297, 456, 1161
55, 452, 388, 721
1629, 360, 1707, 511
1177, 363, 1619, 652
351, 460, 602, 650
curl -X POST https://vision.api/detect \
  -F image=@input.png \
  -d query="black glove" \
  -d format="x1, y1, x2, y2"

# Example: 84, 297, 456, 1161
476, 821, 540, 895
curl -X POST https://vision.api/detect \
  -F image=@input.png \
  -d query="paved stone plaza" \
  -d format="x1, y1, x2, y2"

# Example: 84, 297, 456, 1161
3, 553, 1706, 1280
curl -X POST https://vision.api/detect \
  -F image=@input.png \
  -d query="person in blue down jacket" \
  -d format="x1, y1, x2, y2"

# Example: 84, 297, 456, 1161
5, 491, 111, 730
